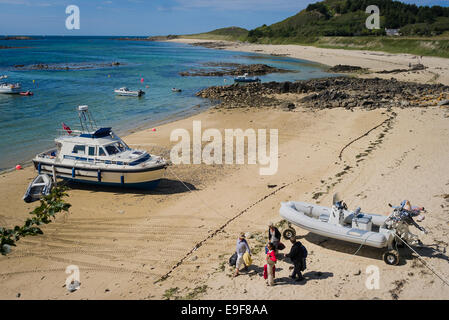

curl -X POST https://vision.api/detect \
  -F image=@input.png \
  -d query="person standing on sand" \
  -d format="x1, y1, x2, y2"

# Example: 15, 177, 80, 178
268, 222, 281, 250
234, 233, 251, 277
286, 237, 306, 281
264, 242, 277, 286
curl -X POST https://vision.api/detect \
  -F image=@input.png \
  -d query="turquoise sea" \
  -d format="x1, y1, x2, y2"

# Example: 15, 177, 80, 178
0, 36, 336, 171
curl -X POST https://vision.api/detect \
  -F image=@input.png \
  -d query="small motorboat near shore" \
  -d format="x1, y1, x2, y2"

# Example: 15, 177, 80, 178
171, 88, 182, 92
23, 174, 53, 203
32, 105, 168, 189
0, 81, 21, 94
279, 195, 427, 265
234, 73, 261, 83
114, 87, 145, 97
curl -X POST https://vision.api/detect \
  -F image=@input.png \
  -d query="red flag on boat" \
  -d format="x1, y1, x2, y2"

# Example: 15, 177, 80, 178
62, 122, 72, 134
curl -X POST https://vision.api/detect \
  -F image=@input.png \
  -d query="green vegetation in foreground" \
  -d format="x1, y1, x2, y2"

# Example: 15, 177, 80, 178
182, 26, 248, 41
0, 185, 71, 255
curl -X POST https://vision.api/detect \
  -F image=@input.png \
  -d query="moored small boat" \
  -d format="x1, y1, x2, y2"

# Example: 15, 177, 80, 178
114, 87, 145, 97
234, 73, 261, 83
172, 88, 182, 92
23, 174, 53, 203
0, 82, 21, 94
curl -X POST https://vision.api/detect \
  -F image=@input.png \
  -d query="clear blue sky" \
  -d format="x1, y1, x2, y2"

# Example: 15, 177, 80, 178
0, 0, 448, 36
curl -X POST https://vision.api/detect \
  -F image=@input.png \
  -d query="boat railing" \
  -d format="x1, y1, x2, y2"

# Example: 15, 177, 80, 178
56, 125, 99, 137
36, 149, 58, 159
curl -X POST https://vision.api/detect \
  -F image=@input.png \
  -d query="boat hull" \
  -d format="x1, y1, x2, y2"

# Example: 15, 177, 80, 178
234, 79, 260, 83
23, 174, 53, 203
280, 201, 389, 248
33, 160, 167, 189
0, 88, 21, 94
114, 90, 144, 97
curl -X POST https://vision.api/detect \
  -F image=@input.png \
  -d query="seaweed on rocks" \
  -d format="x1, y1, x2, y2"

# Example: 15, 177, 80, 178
196, 77, 449, 110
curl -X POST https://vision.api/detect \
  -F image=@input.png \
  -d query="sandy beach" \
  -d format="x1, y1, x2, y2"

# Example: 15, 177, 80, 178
1, 41, 448, 300
167, 38, 449, 86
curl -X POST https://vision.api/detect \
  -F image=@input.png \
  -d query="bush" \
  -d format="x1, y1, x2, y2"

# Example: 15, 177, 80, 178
0, 185, 71, 255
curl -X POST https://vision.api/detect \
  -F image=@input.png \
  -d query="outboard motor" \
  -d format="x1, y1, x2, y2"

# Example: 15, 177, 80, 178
385, 202, 427, 246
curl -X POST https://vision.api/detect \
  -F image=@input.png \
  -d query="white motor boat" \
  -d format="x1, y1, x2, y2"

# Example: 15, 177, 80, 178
0, 82, 21, 94
234, 73, 261, 83
279, 196, 427, 265
114, 87, 145, 97
33, 105, 168, 189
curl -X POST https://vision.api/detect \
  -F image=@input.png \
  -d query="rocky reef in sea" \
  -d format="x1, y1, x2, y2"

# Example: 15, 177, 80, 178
180, 62, 291, 77
196, 77, 449, 110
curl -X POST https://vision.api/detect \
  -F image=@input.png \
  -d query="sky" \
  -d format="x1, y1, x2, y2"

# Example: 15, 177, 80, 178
0, 0, 448, 36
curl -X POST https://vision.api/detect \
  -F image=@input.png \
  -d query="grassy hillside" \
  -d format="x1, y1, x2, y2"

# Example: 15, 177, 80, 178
240, 0, 449, 58
301, 35, 449, 58
247, 0, 449, 41
182, 27, 248, 41
176, 1, 449, 58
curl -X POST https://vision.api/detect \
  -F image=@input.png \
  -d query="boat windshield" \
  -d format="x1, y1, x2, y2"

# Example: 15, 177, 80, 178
104, 142, 128, 155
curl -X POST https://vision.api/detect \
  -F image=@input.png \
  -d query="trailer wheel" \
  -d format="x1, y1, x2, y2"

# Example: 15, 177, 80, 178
283, 228, 296, 240
383, 250, 399, 265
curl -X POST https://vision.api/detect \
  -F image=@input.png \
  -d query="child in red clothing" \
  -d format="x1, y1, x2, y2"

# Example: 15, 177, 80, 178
264, 242, 277, 286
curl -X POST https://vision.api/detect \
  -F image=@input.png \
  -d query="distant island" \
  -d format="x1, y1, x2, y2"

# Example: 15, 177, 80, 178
0, 36, 33, 40
115, 35, 179, 41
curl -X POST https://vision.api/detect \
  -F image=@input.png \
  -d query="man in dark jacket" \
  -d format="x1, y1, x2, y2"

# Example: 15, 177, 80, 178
268, 222, 282, 250
286, 237, 306, 281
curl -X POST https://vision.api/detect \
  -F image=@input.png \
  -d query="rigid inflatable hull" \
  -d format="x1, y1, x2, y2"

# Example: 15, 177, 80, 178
280, 201, 389, 248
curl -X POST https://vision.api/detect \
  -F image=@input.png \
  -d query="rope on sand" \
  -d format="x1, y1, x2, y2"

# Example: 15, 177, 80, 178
155, 167, 303, 283
338, 115, 394, 161
393, 232, 449, 287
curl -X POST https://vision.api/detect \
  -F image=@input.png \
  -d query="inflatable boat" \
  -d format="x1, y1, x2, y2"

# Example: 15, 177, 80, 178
23, 174, 53, 203
280, 201, 390, 248
279, 197, 427, 265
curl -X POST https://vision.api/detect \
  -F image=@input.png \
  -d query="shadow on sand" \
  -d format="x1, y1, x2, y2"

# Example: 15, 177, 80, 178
304, 232, 449, 266
275, 271, 334, 286
62, 178, 197, 195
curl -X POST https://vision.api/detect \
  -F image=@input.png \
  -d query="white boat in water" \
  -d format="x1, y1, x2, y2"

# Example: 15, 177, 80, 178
0, 81, 21, 94
234, 73, 261, 83
279, 196, 427, 265
32, 105, 168, 189
114, 87, 145, 97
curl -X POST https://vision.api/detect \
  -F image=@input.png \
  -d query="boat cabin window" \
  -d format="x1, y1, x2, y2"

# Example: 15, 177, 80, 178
105, 142, 127, 155
72, 145, 86, 155
115, 142, 127, 152
98, 147, 106, 156
88, 146, 96, 156
105, 144, 119, 155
